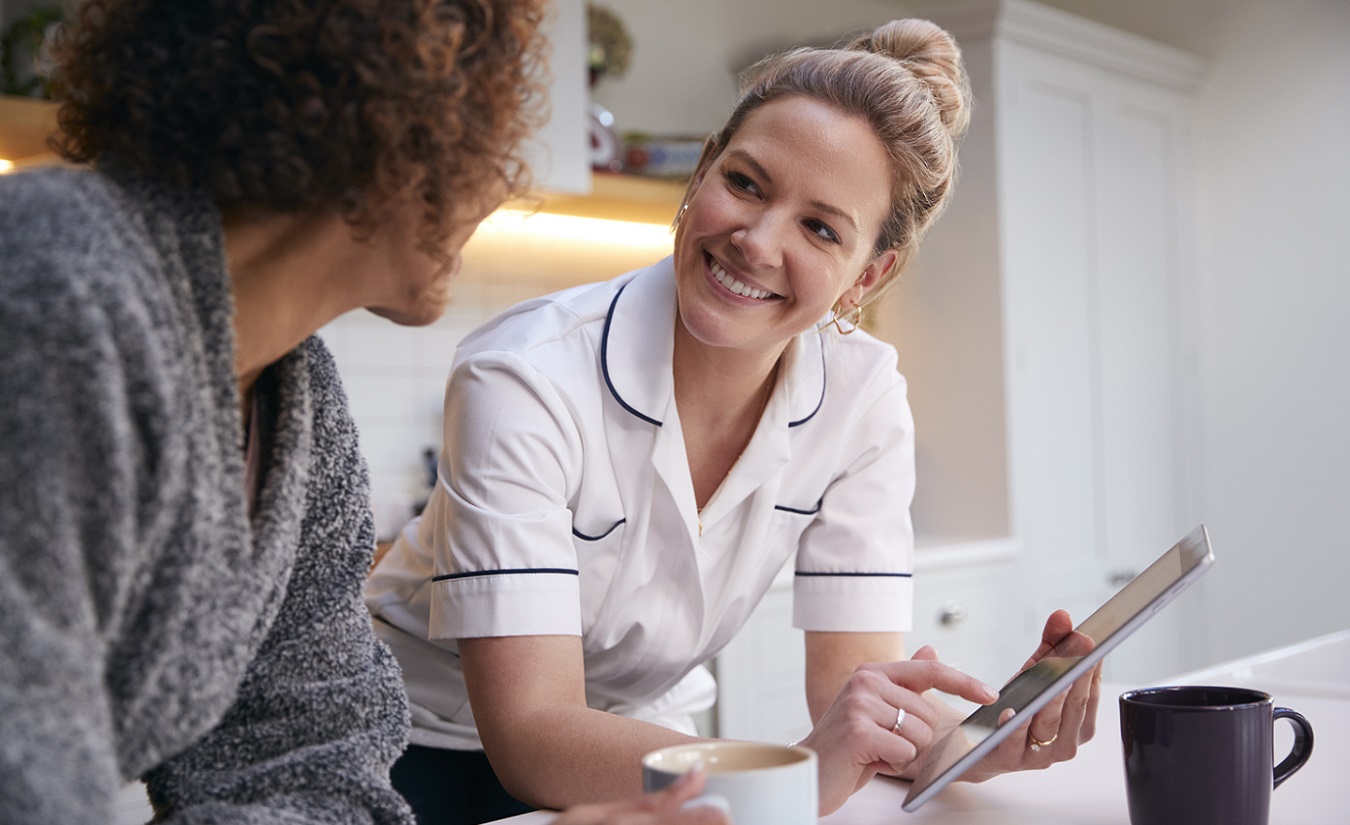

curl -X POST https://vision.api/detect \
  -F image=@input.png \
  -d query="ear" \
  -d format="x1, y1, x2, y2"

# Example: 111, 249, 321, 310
855, 249, 899, 300
674, 134, 722, 224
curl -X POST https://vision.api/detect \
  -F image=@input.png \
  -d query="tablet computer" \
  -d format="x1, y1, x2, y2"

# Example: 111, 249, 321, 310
902, 524, 1215, 811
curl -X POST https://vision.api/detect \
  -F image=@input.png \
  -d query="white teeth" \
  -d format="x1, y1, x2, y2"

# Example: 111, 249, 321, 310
710, 259, 774, 300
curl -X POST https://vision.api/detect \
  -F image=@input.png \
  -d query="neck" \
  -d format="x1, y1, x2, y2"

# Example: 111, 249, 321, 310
671, 317, 786, 425
222, 208, 364, 396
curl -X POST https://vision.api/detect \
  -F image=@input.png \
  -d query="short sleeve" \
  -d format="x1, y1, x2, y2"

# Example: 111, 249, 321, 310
793, 374, 916, 633
422, 351, 586, 640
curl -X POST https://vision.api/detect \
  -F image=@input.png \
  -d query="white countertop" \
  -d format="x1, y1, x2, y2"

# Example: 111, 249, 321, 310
493, 630, 1350, 825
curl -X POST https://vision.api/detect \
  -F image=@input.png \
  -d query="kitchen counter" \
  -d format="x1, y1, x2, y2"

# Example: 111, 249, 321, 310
491, 629, 1350, 824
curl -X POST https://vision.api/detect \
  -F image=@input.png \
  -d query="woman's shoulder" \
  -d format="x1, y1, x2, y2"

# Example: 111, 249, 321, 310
455, 267, 645, 363
822, 327, 903, 385
0, 167, 149, 301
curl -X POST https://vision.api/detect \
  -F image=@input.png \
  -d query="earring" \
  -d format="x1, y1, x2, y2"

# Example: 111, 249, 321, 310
830, 299, 863, 335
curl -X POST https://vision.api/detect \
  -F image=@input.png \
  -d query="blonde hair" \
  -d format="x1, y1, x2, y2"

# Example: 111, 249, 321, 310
685, 19, 971, 307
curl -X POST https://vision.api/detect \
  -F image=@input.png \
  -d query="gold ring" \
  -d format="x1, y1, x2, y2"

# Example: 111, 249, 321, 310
892, 708, 907, 735
1028, 731, 1058, 751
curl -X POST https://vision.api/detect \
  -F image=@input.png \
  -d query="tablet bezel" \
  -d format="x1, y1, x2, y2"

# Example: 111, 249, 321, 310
901, 524, 1215, 811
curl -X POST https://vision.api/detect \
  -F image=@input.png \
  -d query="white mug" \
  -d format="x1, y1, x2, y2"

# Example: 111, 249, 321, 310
642, 742, 818, 825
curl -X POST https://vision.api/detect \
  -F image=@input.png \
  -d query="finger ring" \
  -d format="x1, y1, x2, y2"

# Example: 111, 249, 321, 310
892, 707, 907, 735
1028, 731, 1058, 751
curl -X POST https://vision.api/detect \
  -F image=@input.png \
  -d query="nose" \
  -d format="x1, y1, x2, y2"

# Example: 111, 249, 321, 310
730, 210, 787, 269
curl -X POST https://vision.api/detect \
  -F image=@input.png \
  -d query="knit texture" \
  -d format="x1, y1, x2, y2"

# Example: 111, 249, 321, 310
0, 166, 413, 824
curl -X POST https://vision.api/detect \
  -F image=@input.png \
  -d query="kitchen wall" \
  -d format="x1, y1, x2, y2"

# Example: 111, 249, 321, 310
1187, 0, 1350, 663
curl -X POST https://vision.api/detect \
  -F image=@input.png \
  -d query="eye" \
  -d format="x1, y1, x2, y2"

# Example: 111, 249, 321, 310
723, 169, 760, 196
804, 218, 841, 244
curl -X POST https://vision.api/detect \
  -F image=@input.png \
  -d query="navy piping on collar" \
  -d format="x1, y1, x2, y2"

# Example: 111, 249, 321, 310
433, 567, 580, 582
794, 570, 913, 578
788, 333, 827, 427
572, 519, 626, 541
600, 283, 663, 427
774, 499, 823, 516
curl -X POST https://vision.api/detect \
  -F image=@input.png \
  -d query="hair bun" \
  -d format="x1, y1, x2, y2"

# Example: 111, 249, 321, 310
850, 19, 971, 137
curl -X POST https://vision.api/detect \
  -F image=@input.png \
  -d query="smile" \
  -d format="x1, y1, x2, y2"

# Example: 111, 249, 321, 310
709, 257, 778, 301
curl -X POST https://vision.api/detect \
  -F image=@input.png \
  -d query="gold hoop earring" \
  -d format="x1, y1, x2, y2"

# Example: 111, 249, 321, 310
830, 299, 863, 335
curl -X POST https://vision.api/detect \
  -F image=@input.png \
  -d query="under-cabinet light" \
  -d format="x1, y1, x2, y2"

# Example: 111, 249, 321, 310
479, 209, 673, 250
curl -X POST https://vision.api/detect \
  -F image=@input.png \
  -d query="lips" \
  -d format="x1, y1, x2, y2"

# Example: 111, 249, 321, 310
707, 255, 779, 301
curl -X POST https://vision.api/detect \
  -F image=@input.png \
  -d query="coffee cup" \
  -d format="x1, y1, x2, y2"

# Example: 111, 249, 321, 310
642, 741, 817, 825
1119, 685, 1314, 825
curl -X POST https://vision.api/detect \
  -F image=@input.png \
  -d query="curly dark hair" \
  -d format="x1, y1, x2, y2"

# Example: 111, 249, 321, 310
48, 0, 548, 259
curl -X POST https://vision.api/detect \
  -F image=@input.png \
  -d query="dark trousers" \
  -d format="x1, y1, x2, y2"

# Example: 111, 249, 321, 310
391, 745, 535, 825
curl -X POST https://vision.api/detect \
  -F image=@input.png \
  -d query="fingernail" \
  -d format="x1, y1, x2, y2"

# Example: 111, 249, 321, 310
983, 683, 1000, 701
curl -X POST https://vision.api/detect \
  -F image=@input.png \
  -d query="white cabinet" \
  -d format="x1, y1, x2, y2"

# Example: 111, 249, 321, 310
715, 540, 1018, 744
523, 0, 589, 193
879, 0, 1204, 681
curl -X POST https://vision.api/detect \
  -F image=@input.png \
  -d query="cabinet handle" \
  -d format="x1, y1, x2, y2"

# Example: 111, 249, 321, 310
1107, 569, 1139, 588
939, 603, 968, 627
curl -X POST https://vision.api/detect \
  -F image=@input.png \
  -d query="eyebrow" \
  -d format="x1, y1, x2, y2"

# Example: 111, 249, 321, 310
727, 149, 859, 233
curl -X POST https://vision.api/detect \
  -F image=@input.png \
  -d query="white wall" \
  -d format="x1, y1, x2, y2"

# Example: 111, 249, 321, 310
1190, 0, 1350, 663
589, 0, 901, 136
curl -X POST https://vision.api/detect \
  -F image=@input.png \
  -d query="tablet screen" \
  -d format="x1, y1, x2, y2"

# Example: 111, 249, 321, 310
902, 525, 1214, 811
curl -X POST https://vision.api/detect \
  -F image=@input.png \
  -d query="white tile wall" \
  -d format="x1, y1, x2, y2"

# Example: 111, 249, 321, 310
320, 273, 527, 540
322, 222, 674, 540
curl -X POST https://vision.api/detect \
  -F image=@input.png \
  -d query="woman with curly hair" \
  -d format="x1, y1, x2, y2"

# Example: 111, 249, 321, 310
0, 2, 725, 824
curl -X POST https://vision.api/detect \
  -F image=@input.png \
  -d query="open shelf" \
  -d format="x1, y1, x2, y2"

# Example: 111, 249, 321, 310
525, 172, 687, 225
0, 95, 59, 168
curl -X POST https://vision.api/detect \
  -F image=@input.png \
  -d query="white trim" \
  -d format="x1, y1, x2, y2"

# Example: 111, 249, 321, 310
914, 536, 1019, 572
917, 0, 1205, 91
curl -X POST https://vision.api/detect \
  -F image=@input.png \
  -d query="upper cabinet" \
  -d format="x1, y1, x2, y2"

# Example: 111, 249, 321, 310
524, 0, 590, 194
874, 0, 1205, 679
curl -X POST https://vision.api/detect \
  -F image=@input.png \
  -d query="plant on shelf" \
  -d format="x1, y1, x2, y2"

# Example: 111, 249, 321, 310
1, 4, 66, 99
586, 2, 632, 88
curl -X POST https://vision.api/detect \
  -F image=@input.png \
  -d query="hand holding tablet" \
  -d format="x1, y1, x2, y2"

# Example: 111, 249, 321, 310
902, 525, 1215, 810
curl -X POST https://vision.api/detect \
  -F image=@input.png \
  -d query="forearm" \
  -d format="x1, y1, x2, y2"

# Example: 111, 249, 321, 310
460, 635, 708, 810
486, 701, 705, 809
805, 632, 905, 724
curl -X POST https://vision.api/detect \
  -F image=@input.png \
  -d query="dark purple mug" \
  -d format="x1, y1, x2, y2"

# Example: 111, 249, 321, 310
1119, 686, 1314, 825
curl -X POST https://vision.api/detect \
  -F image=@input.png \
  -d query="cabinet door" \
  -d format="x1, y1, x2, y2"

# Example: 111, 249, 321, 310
908, 560, 1019, 688
1092, 75, 1196, 680
999, 44, 1195, 681
999, 43, 1106, 624
714, 585, 811, 745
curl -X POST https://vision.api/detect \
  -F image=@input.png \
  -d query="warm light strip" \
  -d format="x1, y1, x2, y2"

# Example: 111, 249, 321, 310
478, 209, 673, 250
0, 159, 15, 174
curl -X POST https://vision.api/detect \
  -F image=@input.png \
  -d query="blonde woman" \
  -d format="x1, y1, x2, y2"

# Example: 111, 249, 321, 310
368, 18, 1100, 823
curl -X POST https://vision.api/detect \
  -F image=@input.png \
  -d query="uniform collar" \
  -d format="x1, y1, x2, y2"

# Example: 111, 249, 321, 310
600, 256, 827, 428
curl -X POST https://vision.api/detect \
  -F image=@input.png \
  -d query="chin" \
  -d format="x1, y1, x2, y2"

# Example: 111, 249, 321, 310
367, 300, 446, 327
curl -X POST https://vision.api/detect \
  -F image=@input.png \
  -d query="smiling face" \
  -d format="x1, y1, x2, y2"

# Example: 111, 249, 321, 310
673, 96, 897, 361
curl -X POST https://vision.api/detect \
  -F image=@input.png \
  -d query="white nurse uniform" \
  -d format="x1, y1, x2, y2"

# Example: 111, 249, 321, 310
365, 257, 916, 751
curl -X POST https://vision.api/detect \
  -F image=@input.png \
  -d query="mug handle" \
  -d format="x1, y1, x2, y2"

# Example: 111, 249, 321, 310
1272, 707, 1315, 789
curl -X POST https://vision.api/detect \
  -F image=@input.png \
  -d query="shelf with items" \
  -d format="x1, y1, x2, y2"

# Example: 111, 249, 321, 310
523, 171, 688, 226
463, 171, 685, 291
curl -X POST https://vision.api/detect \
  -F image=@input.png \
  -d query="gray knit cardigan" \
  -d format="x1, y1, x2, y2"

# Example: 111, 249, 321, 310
0, 167, 414, 824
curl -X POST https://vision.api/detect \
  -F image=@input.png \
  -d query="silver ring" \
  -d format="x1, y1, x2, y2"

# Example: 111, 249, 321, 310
891, 707, 907, 735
